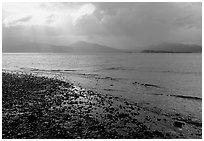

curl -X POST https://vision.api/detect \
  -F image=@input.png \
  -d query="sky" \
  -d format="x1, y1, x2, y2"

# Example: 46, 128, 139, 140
2, 2, 202, 50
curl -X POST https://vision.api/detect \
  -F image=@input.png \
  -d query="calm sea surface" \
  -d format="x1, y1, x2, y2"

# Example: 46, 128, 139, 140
2, 53, 202, 121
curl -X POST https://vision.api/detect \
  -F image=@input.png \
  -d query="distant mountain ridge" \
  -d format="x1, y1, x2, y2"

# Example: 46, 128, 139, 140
141, 43, 202, 53
2, 41, 123, 53
3, 41, 202, 53
69, 41, 123, 52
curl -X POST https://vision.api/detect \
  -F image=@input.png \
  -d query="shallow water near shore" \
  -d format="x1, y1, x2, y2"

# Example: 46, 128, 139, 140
2, 53, 202, 124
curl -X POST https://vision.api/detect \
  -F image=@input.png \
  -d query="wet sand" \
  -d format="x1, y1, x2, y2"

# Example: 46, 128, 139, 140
2, 72, 202, 139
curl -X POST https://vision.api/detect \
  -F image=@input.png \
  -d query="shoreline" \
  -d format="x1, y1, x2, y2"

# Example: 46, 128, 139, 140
2, 71, 202, 139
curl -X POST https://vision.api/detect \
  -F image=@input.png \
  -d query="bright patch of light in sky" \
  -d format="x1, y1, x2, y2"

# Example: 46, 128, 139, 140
3, 3, 61, 27
3, 3, 96, 27
71, 3, 96, 26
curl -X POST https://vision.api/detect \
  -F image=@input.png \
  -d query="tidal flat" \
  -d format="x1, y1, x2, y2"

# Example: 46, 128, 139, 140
2, 72, 202, 139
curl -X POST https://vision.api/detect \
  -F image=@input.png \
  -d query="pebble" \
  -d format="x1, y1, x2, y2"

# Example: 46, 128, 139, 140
13, 115, 20, 121
173, 121, 185, 128
118, 113, 129, 118
157, 118, 161, 121
27, 114, 37, 122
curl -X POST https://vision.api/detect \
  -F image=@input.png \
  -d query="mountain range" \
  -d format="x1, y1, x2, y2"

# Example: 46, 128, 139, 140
2, 41, 202, 53
141, 43, 202, 53
2, 41, 123, 53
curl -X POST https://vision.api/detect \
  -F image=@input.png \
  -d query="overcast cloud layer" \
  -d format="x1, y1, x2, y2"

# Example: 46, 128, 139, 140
2, 2, 202, 49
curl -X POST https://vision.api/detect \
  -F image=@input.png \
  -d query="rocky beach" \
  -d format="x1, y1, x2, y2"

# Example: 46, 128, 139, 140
2, 72, 202, 139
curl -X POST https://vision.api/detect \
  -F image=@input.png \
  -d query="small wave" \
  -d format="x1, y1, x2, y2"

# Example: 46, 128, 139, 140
148, 93, 201, 101
20, 68, 78, 72
97, 76, 121, 81
50, 70, 60, 72
77, 73, 121, 81
51, 69, 78, 72
159, 70, 201, 75
105, 67, 126, 70
78, 73, 100, 78
20, 67, 40, 71
133, 81, 161, 88
168, 94, 202, 101
63, 69, 78, 72
103, 88, 125, 92
151, 93, 163, 96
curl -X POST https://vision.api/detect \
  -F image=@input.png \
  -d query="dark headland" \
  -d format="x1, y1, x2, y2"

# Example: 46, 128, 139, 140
2, 72, 202, 139
141, 43, 202, 53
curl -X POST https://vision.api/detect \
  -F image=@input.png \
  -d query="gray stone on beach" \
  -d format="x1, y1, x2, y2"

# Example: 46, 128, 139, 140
173, 121, 185, 128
